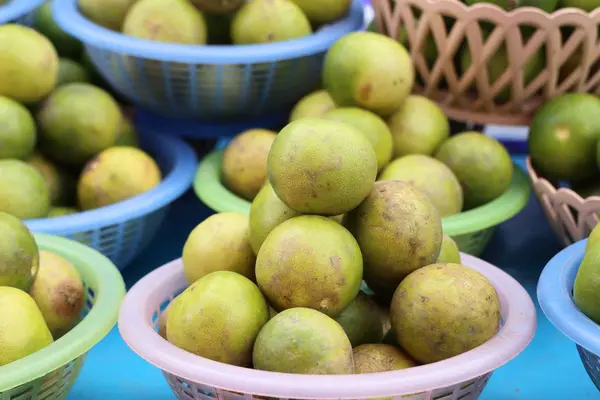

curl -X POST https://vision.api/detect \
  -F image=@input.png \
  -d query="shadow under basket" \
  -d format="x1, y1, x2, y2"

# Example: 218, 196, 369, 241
52, 0, 365, 120
538, 239, 600, 392
372, 0, 600, 126
194, 150, 531, 256
526, 157, 600, 247
119, 253, 536, 400
0, 234, 125, 400
25, 131, 198, 270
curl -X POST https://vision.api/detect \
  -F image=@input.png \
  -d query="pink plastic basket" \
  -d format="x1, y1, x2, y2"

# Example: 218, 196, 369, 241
119, 253, 536, 400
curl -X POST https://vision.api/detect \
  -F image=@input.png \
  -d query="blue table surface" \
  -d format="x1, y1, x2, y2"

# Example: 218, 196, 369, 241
67, 156, 600, 399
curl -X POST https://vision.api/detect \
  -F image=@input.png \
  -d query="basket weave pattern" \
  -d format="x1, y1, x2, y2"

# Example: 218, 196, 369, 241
163, 372, 491, 400
87, 46, 323, 119
372, 0, 600, 125
526, 157, 600, 246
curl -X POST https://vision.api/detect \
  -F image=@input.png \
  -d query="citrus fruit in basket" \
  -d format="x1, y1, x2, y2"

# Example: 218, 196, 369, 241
255, 215, 363, 317
34, 0, 83, 59
378, 154, 463, 217
0, 96, 36, 160
390, 263, 501, 364
30, 251, 84, 339
56, 58, 90, 88
289, 0, 351, 25
0, 160, 51, 219
345, 180, 442, 293
334, 292, 384, 347
353, 343, 417, 373
437, 234, 461, 263
37, 83, 123, 167
573, 224, 600, 324
0, 25, 58, 104
231, 0, 312, 45
560, 0, 600, 11
248, 183, 303, 255
77, 146, 162, 210
190, 0, 245, 14
322, 107, 393, 172
80, 0, 139, 32
26, 152, 77, 206
183, 213, 256, 284
387, 95, 450, 157
268, 118, 377, 216
289, 90, 337, 122
323, 32, 414, 117
122, 0, 207, 44
528, 93, 600, 182
167, 270, 269, 367
253, 307, 354, 374
435, 131, 513, 209
0, 286, 54, 366
221, 129, 277, 201
0, 212, 39, 292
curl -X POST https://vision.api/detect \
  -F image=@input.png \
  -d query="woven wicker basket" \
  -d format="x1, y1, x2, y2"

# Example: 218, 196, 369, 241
372, 0, 600, 125
526, 157, 600, 246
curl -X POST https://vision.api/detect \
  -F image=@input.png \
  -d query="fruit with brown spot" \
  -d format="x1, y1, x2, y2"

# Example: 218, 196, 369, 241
255, 215, 363, 317
323, 32, 414, 117
221, 129, 277, 201
253, 307, 354, 374
167, 271, 269, 366
390, 263, 501, 364
268, 118, 377, 216
29, 251, 84, 339
353, 343, 417, 373
77, 146, 161, 210
345, 180, 443, 292
183, 212, 256, 284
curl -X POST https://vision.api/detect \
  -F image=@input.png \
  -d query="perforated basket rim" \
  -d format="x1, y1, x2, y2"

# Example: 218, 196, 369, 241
24, 131, 197, 236
193, 150, 531, 236
0, 233, 125, 392
52, 0, 365, 64
537, 239, 600, 357
118, 253, 536, 399
0, 0, 44, 24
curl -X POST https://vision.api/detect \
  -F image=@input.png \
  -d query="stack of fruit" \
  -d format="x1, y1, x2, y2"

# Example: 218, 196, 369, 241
0, 6, 163, 220
219, 31, 515, 222
157, 30, 508, 371
78, 0, 352, 46
160, 127, 503, 375
0, 212, 85, 366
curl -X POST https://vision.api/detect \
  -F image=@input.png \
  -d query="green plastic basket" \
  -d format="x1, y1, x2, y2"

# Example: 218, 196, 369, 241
194, 150, 531, 256
0, 233, 125, 399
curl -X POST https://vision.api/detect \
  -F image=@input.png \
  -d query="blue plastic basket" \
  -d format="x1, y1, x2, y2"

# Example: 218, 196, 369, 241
24, 130, 198, 270
52, 0, 365, 120
0, 0, 43, 24
537, 239, 600, 392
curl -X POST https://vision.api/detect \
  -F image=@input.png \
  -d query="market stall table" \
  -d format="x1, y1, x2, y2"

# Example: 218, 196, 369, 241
67, 156, 599, 400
